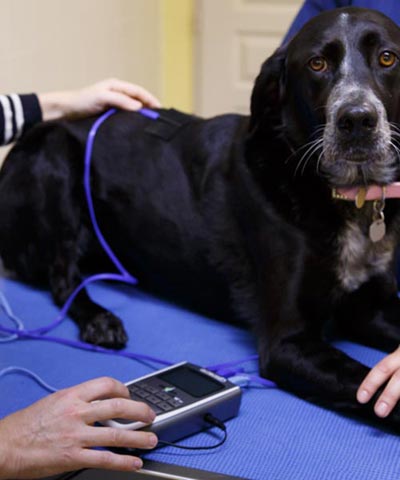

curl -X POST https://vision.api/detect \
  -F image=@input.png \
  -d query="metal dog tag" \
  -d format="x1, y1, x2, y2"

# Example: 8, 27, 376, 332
369, 218, 386, 242
369, 195, 386, 243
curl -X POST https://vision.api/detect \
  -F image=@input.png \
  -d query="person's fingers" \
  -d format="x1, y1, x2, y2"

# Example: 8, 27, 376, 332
99, 90, 144, 111
82, 425, 158, 450
357, 348, 400, 404
373, 369, 400, 417
66, 377, 130, 402
77, 447, 144, 471
84, 398, 155, 424
106, 79, 161, 108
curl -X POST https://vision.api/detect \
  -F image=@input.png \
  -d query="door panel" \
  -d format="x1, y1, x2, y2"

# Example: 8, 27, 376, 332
195, 0, 303, 116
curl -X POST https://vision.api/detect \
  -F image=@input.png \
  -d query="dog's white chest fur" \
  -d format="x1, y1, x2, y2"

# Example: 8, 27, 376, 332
337, 221, 395, 291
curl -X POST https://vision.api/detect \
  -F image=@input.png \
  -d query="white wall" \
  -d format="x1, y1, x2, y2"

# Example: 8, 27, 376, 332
0, 0, 162, 103
0, 0, 163, 160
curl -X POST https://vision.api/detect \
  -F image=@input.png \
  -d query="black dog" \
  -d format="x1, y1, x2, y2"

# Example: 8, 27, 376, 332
2, 7, 400, 427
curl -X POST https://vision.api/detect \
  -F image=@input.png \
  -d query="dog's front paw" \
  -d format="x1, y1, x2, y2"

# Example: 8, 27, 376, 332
80, 312, 128, 349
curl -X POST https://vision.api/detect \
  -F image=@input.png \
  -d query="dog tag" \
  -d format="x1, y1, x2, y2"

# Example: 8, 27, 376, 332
355, 187, 366, 209
369, 218, 386, 242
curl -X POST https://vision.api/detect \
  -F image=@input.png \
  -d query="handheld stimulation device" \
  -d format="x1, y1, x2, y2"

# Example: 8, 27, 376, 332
104, 362, 242, 444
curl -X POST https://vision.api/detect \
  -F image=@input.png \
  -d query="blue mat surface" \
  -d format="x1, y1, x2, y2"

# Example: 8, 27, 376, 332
1, 277, 400, 480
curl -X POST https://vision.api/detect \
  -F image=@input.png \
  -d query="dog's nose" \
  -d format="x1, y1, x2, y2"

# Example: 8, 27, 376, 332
336, 104, 378, 136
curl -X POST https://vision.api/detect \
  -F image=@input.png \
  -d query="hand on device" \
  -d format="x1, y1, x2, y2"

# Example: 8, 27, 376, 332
0, 377, 157, 479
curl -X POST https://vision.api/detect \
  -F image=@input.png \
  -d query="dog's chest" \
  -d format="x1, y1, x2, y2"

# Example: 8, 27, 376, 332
337, 221, 395, 292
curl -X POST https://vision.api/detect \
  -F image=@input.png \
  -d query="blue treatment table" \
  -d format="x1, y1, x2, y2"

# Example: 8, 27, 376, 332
1, 277, 400, 480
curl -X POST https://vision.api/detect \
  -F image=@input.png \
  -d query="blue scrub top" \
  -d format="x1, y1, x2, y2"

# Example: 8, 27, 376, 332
284, 0, 400, 43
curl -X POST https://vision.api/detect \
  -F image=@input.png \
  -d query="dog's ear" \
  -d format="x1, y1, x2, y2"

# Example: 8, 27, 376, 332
249, 46, 287, 133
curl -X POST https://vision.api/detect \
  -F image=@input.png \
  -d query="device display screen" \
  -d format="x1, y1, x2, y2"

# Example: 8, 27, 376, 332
159, 366, 224, 398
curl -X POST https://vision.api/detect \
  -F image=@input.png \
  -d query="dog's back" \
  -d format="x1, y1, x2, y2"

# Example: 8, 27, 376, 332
0, 110, 250, 320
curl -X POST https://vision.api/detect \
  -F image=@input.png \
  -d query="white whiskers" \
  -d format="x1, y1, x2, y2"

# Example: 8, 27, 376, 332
285, 126, 326, 178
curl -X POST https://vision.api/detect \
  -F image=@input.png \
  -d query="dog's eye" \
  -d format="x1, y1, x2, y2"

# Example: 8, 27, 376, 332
308, 57, 328, 72
379, 51, 397, 68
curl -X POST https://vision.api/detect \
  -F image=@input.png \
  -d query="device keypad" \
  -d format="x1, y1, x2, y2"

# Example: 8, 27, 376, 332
127, 381, 188, 416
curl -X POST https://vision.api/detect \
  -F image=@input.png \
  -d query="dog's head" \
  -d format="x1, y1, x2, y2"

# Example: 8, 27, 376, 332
250, 7, 400, 187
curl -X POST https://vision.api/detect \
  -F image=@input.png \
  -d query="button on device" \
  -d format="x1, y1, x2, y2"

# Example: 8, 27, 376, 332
135, 390, 150, 399
157, 392, 171, 401
168, 397, 184, 408
158, 402, 173, 412
146, 395, 161, 405
142, 385, 158, 394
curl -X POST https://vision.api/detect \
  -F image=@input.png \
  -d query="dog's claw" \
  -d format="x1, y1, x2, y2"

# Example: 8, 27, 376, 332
80, 312, 128, 350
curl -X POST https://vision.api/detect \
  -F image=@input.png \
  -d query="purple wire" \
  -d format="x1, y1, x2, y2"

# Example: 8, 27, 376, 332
206, 354, 259, 372
205, 354, 276, 389
84, 108, 137, 281
16, 329, 172, 366
28, 273, 130, 335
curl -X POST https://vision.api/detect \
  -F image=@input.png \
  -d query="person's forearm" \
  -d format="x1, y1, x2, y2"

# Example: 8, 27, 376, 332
0, 417, 18, 480
38, 91, 76, 121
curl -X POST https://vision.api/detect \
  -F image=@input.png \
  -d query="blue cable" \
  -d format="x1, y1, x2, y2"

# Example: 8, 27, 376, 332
0, 366, 58, 393
0, 289, 173, 366
0, 290, 23, 342
84, 109, 137, 281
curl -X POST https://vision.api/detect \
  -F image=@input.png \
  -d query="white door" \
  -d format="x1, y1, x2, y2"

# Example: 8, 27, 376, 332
195, 0, 303, 116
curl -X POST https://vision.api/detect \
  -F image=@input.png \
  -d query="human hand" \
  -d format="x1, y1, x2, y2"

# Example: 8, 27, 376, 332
357, 346, 400, 418
0, 377, 158, 479
39, 78, 161, 121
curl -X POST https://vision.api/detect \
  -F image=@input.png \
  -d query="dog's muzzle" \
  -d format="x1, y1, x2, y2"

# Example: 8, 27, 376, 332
320, 85, 396, 186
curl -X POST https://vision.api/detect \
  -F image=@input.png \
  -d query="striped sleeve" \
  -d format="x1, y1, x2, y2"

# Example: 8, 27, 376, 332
0, 93, 42, 146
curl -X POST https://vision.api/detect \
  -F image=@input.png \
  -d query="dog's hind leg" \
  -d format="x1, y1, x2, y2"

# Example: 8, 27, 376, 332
0, 125, 128, 349
48, 233, 128, 349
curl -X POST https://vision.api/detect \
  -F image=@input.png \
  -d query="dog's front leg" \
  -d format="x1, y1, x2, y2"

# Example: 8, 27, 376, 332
263, 330, 400, 427
334, 273, 400, 352
49, 238, 128, 349
252, 252, 400, 428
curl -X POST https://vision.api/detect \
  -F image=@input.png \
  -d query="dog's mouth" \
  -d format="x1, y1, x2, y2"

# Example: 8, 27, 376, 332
320, 144, 398, 188
290, 135, 398, 187
319, 118, 398, 187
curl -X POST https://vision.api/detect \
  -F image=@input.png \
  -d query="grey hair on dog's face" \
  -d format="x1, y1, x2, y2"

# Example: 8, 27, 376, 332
279, 9, 400, 186
321, 81, 396, 186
